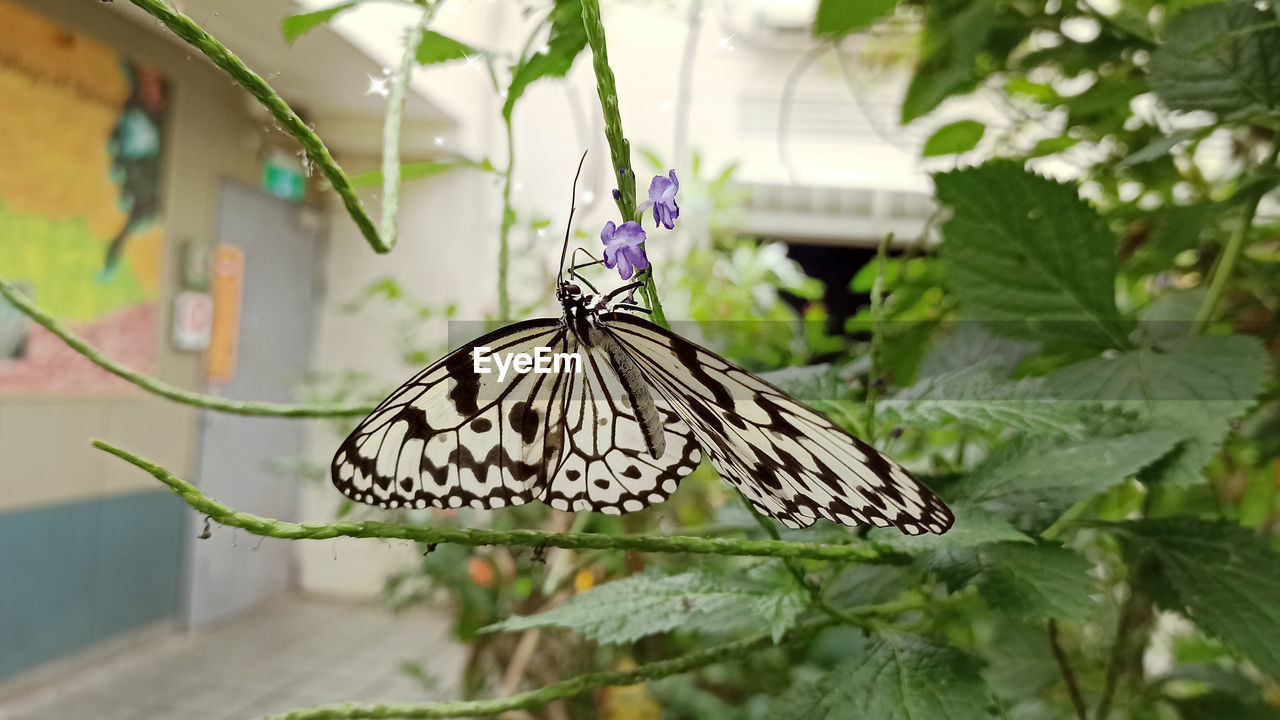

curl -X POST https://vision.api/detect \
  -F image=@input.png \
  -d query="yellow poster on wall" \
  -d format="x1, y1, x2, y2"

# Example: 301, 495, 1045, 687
0, 1, 168, 391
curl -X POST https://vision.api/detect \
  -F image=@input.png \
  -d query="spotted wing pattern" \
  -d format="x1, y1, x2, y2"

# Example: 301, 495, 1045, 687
331, 320, 570, 511
542, 342, 702, 515
604, 314, 954, 535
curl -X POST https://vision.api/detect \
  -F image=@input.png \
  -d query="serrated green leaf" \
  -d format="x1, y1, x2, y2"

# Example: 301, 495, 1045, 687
813, 0, 898, 37
1045, 334, 1270, 486
934, 162, 1131, 351
919, 324, 1035, 376
503, 0, 586, 121
880, 363, 1084, 436
972, 542, 1094, 622
1109, 519, 1280, 679
922, 120, 986, 157
777, 632, 990, 720
1149, 3, 1280, 116
978, 621, 1060, 699
415, 29, 474, 65
482, 571, 807, 645
949, 429, 1184, 527
283, 2, 358, 43
870, 506, 1032, 552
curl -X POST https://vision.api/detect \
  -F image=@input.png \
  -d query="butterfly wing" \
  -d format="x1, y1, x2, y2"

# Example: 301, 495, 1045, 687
543, 336, 702, 514
331, 320, 570, 510
604, 314, 954, 535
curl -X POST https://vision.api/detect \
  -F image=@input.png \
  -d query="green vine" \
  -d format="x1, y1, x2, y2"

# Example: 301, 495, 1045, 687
93, 439, 891, 563
125, 0, 388, 253
0, 278, 372, 418
257, 617, 835, 720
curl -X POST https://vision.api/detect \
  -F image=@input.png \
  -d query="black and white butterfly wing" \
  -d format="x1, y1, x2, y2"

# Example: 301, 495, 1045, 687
332, 320, 570, 511
605, 314, 954, 535
542, 336, 702, 515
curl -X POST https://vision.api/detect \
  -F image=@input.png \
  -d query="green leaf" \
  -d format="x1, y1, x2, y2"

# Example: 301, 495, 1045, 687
922, 120, 986, 157
503, 0, 587, 121
902, 1, 997, 122
349, 158, 494, 187
778, 632, 990, 720
871, 506, 1032, 552
949, 429, 1184, 527
813, 0, 898, 37
1027, 136, 1080, 157
482, 571, 807, 644
415, 30, 475, 65
1045, 334, 1270, 486
1149, 2, 1280, 116
1117, 128, 1205, 168
965, 542, 1095, 622
919, 324, 1035, 376
934, 162, 1131, 351
880, 363, 1085, 437
1109, 519, 1280, 678
283, 2, 358, 43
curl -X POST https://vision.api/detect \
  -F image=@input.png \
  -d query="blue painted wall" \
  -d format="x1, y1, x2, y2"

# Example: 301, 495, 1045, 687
0, 490, 185, 681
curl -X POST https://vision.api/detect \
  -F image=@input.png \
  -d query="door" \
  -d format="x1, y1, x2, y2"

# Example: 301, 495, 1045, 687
185, 181, 325, 628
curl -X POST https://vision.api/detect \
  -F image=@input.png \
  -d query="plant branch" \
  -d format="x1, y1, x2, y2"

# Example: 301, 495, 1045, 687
863, 232, 894, 444
1048, 620, 1088, 720
580, 0, 668, 329
498, 117, 516, 321
0, 278, 372, 418
93, 439, 889, 563
379, 9, 435, 252
125, 0, 387, 253
1193, 140, 1280, 332
257, 617, 833, 720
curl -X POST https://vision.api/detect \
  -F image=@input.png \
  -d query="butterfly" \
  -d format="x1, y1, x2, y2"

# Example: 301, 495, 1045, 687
331, 165, 954, 536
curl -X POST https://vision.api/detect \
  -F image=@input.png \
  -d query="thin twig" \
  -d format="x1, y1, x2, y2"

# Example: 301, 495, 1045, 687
0, 278, 372, 418
1048, 620, 1088, 720
777, 46, 826, 184
1193, 141, 1280, 332
92, 439, 889, 563
498, 118, 516, 321
125, 0, 386, 252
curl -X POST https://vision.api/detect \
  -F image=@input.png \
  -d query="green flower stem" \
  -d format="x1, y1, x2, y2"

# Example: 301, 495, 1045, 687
93, 439, 889, 563
1193, 141, 1280, 332
0, 278, 372, 418
258, 617, 835, 720
379, 9, 435, 252
863, 232, 894, 444
125, 0, 387, 253
497, 118, 516, 321
580, 0, 669, 329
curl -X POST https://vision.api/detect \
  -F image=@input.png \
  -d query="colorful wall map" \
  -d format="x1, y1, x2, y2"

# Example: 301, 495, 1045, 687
0, 1, 167, 391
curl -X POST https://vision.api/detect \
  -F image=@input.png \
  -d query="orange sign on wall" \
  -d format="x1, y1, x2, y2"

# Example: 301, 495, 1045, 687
207, 244, 244, 383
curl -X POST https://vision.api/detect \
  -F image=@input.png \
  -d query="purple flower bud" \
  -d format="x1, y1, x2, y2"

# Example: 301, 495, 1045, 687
611, 188, 621, 201
600, 220, 648, 280
637, 169, 680, 230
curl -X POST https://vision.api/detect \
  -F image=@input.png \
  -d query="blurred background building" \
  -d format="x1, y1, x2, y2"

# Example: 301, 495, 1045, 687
0, 0, 966, 693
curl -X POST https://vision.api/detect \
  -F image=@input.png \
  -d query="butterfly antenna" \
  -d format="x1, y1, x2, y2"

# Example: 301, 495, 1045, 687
558, 150, 590, 282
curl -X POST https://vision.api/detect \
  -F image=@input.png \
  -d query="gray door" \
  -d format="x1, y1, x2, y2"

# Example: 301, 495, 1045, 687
186, 181, 325, 628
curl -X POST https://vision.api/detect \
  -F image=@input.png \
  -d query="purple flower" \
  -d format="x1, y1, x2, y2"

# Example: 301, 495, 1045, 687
600, 220, 648, 280
638, 170, 680, 229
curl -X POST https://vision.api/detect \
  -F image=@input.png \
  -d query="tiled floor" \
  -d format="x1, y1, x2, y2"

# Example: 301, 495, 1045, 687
0, 597, 466, 720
